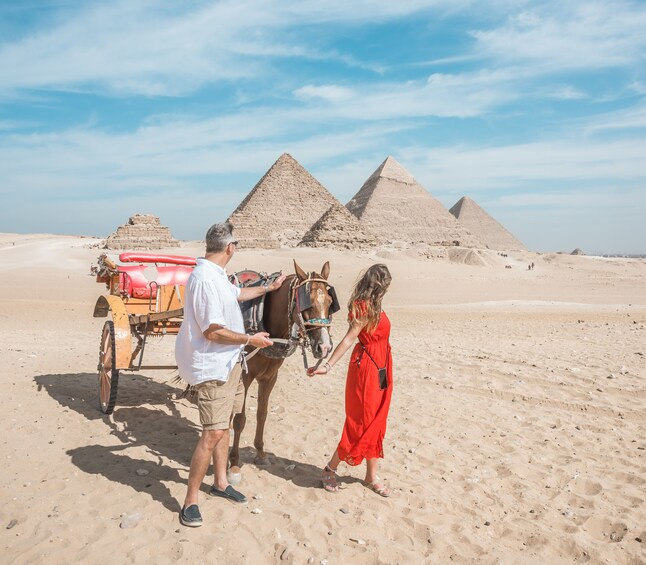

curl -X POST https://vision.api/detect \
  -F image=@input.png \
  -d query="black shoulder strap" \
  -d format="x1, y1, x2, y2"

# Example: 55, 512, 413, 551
357, 336, 386, 370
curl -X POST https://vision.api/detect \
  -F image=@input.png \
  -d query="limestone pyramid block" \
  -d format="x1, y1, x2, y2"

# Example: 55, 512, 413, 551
228, 153, 342, 248
449, 196, 526, 251
104, 214, 180, 250
346, 156, 482, 248
298, 202, 379, 249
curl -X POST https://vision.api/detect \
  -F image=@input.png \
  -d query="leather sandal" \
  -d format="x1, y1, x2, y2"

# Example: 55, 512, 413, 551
321, 465, 338, 492
365, 478, 391, 497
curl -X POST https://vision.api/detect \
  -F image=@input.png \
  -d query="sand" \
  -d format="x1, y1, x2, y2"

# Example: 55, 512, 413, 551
0, 233, 644, 564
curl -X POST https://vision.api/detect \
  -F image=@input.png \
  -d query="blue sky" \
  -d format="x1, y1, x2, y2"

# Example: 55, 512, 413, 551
0, 1, 644, 254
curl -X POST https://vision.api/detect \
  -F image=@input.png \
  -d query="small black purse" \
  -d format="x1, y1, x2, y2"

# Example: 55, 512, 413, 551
357, 337, 388, 390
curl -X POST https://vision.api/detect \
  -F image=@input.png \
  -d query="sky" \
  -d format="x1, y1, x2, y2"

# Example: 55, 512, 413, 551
0, 0, 645, 254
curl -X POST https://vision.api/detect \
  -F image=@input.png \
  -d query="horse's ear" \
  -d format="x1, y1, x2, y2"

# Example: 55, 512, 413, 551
320, 261, 330, 280
293, 260, 307, 280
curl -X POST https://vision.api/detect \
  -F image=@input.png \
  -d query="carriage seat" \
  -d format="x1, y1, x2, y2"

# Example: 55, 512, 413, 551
119, 252, 197, 266
117, 262, 195, 299
118, 265, 155, 299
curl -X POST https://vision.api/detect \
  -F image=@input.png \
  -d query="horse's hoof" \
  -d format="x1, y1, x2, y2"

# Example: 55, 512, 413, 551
227, 469, 242, 485
254, 456, 268, 466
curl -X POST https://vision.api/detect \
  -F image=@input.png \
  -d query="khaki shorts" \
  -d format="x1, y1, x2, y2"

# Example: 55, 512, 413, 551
195, 363, 244, 430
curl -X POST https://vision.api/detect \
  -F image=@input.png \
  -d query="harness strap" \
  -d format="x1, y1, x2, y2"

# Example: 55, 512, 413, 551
304, 318, 332, 326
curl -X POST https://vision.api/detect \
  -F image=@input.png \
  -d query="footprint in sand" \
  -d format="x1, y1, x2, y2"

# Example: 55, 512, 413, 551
582, 516, 628, 543
572, 477, 603, 496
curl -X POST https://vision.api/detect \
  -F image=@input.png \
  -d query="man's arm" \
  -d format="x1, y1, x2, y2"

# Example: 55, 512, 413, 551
238, 274, 287, 302
203, 324, 273, 348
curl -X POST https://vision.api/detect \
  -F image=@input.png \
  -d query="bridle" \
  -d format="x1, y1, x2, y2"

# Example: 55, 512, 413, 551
290, 274, 337, 330
275, 272, 339, 370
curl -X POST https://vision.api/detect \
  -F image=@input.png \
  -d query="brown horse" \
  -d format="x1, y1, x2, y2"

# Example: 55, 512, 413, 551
228, 260, 338, 482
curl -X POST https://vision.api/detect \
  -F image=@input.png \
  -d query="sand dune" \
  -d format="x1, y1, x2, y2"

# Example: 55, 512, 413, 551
1, 235, 644, 564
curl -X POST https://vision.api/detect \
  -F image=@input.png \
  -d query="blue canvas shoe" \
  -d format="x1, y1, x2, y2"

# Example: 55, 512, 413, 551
180, 504, 203, 527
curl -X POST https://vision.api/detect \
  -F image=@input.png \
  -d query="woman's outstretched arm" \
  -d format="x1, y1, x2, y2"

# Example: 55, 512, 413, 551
307, 321, 365, 376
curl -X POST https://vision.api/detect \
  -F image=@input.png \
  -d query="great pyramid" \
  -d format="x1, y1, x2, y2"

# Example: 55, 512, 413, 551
346, 156, 482, 248
298, 202, 379, 249
104, 214, 180, 250
449, 196, 527, 251
227, 153, 342, 248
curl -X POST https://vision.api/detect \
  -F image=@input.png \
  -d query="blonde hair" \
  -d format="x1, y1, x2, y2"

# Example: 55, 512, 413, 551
348, 264, 392, 333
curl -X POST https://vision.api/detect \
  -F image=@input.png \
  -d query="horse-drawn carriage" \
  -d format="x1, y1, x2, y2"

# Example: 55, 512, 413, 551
92, 252, 196, 414
92, 251, 339, 471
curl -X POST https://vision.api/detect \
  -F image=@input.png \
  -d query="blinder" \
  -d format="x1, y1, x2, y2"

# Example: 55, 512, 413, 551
296, 281, 340, 316
296, 284, 311, 312
328, 286, 340, 314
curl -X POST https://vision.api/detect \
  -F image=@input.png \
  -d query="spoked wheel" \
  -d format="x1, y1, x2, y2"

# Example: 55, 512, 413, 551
98, 320, 119, 414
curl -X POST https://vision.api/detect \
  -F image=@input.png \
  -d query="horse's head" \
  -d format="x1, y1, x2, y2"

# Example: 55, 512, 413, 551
292, 260, 339, 359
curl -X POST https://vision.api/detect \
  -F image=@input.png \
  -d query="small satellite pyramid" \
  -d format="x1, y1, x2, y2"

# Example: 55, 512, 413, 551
346, 156, 482, 247
227, 153, 341, 248
449, 196, 526, 251
104, 214, 180, 250
298, 202, 379, 249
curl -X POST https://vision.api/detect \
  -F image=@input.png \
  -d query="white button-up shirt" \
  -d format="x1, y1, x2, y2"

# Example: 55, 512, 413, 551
175, 258, 244, 386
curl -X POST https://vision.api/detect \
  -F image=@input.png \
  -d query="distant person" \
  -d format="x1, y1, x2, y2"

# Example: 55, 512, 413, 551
308, 264, 393, 497
531, 262, 535, 270
175, 221, 285, 527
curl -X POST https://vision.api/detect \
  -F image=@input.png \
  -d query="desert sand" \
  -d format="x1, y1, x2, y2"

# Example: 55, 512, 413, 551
0, 233, 644, 564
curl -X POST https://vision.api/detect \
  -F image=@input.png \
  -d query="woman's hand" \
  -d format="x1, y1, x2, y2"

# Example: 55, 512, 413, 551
306, 322, 364, 378
307, 365, 328, 377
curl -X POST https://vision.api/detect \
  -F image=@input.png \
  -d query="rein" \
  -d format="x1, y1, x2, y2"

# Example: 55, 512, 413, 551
249, 272, 335, 372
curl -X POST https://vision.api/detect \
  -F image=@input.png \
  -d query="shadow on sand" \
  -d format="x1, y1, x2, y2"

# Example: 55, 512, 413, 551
34, 372, 345, 511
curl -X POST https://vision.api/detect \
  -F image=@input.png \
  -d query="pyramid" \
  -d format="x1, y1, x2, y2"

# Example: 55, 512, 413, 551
449, 196, 527, 251
346, 156, 482, 248
104, 214, 180, 250
298, 202, 379, 249
227, 153, 342, 248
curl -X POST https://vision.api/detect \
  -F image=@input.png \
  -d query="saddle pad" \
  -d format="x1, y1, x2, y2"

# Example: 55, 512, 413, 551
229, 270, 281, 334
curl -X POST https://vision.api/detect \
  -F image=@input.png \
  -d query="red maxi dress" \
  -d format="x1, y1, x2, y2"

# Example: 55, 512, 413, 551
336, 309, 393, 466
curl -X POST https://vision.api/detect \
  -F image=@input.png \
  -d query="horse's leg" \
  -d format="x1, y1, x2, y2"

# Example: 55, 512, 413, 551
254, 371, 278, 465
227, 369, 254, 485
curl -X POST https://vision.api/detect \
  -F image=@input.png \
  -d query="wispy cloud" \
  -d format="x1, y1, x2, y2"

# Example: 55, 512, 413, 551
547, 86, 587, 100
0, 0, 460, 96
583, 103, 646, 132
402, 137, 646, 193
494, 188, 646, 209
472, 1, 646, 73
291, 69, 520, 120
293, 85, 356, 102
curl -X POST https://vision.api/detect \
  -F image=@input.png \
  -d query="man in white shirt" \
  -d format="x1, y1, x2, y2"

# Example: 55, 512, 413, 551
176, 221, 285, 527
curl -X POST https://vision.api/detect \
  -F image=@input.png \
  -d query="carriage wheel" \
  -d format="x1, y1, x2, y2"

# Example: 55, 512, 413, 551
98, 320, 120, 414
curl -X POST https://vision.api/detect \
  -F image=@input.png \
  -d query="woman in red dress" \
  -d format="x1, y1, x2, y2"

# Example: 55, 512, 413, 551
307, 264, 393, 497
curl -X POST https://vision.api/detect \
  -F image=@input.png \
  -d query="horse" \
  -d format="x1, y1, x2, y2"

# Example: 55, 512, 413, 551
228, 260, 339, 482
